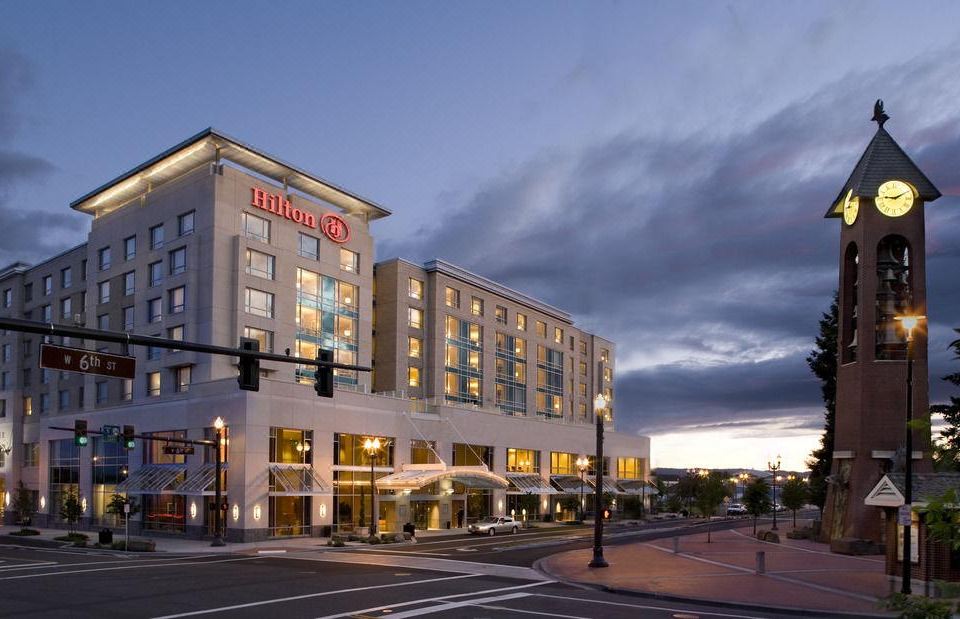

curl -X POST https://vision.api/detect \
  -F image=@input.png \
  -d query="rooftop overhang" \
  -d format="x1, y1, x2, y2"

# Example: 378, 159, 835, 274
376, 464, 509, 492
70, 127, 392, 221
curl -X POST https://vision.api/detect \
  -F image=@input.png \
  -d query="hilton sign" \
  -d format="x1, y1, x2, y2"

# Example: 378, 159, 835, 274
250, 187, 350, 244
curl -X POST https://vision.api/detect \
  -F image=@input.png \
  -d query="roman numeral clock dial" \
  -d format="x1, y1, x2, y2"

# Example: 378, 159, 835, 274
875, 179, 915, 217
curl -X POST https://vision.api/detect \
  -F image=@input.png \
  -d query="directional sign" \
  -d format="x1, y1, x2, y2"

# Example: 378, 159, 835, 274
163, 445, 195, 455
40, 344, 135, 380
101, 425, 121, 443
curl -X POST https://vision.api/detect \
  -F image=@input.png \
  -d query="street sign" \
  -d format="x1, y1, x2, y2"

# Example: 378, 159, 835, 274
163, 445, 195, 455
898, 504, 913, 526
102, 425, 121, 443
40, 344, 135, 380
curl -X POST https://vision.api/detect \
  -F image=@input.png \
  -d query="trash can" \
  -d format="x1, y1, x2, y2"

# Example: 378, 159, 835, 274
99, 529, 113, 545
402, 522, 416, 536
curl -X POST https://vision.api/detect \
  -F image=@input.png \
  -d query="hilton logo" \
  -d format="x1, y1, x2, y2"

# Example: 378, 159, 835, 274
250, 187, 350, 244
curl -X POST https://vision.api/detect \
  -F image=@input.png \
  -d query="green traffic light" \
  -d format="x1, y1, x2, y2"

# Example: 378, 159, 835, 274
125, 440, 135, 449
75, 436, 88, 447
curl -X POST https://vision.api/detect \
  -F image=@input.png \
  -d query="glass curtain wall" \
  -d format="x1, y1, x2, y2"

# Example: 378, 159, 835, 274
141, 430, 187, 532
92, 438, 129, 526
452, 444, 493, 522
495, 333, 526, 415
48, 439, 80, 525
536, 345, 564, 418
269, 427, 312, 536
444, 316, 482, 405
333, 432, 395, 533
295, 268, 359, 387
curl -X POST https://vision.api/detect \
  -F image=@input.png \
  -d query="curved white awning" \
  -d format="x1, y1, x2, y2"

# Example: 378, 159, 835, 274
376, 464, 509, 491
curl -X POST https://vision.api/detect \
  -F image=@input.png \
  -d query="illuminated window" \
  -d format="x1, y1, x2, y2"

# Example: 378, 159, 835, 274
471, 297, 483, 316
122, 379, 133, 401
506, 448, 539, 473
408, 336, 422, 358
244, 326, 273, 353
603, 367, 612, 382
600, 348, 609, 363
517, 313, 527, 331
445, 287, 460, 308
408, 307, 423, 329
146, 372, 161, 397
176, 366, 191, 393
495, 305, 507, 324
408, 366, 420, 387
536, 321, 546, 338
408, 278, 423, 300
554, 327, 563, 344
340, 248, 359, 273
23, 396, 32, 416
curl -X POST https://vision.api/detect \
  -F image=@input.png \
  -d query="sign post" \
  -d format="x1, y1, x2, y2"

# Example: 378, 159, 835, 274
124, 502, 131, 551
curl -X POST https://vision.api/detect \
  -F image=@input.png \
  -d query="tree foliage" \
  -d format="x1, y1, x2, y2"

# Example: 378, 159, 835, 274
806, 292, 838, 513
11, 481, 35, 529
923, 487, 960, 552
743, 478, 772, 534
780, 477, 808, 528
932, 329, 960, 471
694, 471, 732, 541
59, 488, 83, 533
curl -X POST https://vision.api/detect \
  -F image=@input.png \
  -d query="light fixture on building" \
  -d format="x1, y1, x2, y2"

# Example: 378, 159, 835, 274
232, 504, 240, 522
3, 492, 8, 507
498, 500, 504, 513
81, 497, 87, 513
319, 503, 327, 518
542, 498, 548, 510
295, 440, 311, 453
190, 502, 198, 519
253, 504, 262, 521
40, 496, 46, 510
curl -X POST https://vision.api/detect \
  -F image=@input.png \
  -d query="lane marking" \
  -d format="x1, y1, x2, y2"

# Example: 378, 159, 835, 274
534, 594, 768, 618
151, 574, 480, 618
0, 554, 211, 573
379, 592, 533, 618
282, 551, 549, 580
357, 549, 451, 557
0, 555, 261, 580
316, 580, 555, 619
474, 603, 588, 618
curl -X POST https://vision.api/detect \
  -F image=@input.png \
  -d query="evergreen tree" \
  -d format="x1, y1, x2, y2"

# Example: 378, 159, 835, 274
806, 292, 838, 514
932, 329, 960, 471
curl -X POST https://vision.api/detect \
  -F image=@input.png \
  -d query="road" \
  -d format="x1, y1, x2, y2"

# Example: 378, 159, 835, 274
0, 518, 805, 618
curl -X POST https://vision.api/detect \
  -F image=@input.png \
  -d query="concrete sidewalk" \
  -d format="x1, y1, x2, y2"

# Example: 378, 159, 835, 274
538, 525, 894, 616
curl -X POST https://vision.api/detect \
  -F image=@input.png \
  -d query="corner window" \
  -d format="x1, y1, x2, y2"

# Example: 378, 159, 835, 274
408, 278, 423, 300
150, 225, 164, 250
178, 211, 195, 236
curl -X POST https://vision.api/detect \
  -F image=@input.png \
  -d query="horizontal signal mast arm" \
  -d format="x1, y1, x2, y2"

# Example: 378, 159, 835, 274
48, 426, 217, 447
0, 317, 370, 372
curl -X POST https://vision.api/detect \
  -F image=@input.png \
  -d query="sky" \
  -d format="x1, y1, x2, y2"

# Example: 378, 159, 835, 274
2, 1, 960, 471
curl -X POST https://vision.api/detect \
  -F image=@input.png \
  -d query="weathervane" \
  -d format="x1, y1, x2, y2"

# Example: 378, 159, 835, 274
872, 99, 889, 128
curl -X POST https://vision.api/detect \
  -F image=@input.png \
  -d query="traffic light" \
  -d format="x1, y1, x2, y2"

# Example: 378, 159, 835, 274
123, 425, 136, 450
74, 419, 88, 447
314, 349, 333, 398
238, 337, 260, 391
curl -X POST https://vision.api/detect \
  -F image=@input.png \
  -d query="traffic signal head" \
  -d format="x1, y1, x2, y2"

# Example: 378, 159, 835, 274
74, 419, 88, 447
238, 337, 260, 391
314, 349, 334, 398
123, 425, 135, 450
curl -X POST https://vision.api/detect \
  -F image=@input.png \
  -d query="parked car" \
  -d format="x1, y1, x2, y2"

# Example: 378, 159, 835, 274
726, 503, 747, 515
467, 516, 519, 536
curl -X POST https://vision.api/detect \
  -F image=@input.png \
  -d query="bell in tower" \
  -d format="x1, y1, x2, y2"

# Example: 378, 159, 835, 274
821, 100, 941, 545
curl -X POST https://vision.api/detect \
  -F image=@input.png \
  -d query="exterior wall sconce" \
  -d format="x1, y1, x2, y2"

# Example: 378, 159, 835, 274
190, 502, 198, 519
232, 504, 240, 522
253, 504, 262, 521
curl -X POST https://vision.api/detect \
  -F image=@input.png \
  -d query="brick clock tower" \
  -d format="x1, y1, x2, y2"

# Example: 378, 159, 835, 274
822, 101, 941, 544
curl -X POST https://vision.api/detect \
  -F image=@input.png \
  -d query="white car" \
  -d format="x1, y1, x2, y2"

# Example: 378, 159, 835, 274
467, 516, 519, 536
726, 503, 747, 515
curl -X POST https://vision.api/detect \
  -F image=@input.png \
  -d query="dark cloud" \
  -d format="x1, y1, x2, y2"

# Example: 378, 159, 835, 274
379, 47, 960, 451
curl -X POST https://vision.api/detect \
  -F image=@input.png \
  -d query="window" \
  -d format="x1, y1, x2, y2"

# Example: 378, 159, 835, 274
445, 286, 460, 308
408, 307, 423, 329
41, 368, 50, 384
178, 211, 195, 236
23, 394, 33, 415
0, 372, 7, 389
298, 232, 319, 259
175, 366, 191, 393
150, 225, 164, 249
579, 361, 587, 376
123, 306, 134, 331
580, 340, 587, 354
600, 348, 609, 363
245, 249, 275, 280
471, 297, 483, 316
98, 247, 111, 271
149, 261, 162, 287
2, 288, 10, 308
168, 247, 186, 275
554, 327, 563, 344
517, 313, 526, 331
61, 267, 72, 289
536, 321, 546, 338
496, 305, 507, 324
61, 297, 72, 320
244, 327, 273, 353
408, 278, 423, 300
1, 345, 9, 363
408, 336, 422, 359
96, 381, 108, 404
241, 212, 270, 243
167, 325, 184, 344
0, 399, 4, 418
339, 248, 358, 273
147, 344, 161, 360
408, 366, 420, 387
23, 283, 32, 302
147, 298, 162, 323
61, 389, 72, 409
603, 367, 612, 382
40, 275, 52, 296
124, 235, 136, 260
168, 286, 185, 314
122, 379, 133, 401
146, 372, 160, 396
123, 271, 135, 296
42, 304, 52, 323
579, 383, 587, 397
245, 288, 274, 318
97, 314, 109, 330
81, 260, 87, 281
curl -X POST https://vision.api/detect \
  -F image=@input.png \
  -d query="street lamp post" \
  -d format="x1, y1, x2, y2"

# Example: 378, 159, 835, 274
588, 392, 609, 568
768, 455, 781, 531
212, 416, 226, 547
576, 456, 589, 524
895, 314, 924, 595
363, 437, 382, 537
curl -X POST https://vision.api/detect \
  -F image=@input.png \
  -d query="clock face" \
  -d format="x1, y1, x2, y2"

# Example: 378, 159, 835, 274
842, 189, 859, 226
875, 180, 914, 217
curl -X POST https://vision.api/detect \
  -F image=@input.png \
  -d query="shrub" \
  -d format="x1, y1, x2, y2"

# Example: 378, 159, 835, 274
54, 533, 89, 543
883, 593, 953, 619
9, 528, 40, 536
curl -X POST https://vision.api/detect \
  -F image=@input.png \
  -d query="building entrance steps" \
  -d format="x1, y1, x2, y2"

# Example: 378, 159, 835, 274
537, 524, 894, 616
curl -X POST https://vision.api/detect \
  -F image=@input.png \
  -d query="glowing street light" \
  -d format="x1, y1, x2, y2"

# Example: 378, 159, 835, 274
363, 437, 382, 537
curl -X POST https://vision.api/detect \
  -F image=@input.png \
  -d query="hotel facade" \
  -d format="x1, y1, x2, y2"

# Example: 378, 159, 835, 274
0, 129, 650, 541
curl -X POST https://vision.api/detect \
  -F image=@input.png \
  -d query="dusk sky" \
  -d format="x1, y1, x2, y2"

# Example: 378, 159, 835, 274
2, 2, 960, 471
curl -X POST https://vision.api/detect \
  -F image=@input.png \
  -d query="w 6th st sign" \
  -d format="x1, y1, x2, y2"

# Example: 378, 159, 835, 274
40, 344, 136, 380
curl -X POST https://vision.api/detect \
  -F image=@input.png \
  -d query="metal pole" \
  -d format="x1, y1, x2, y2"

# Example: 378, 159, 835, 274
212, 427, 225, 547
902, 338, 914, 595
589, 362, 608, 568
579, 469, 585, 523
772, 471, 778, 531
370, 448, 377, 537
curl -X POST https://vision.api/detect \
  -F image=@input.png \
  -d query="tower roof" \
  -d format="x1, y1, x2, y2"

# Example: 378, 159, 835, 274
825, 111, 941, 218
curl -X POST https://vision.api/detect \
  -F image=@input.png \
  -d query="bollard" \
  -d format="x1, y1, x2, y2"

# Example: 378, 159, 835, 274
756, 550, 765, 574
673, 536, 679, 553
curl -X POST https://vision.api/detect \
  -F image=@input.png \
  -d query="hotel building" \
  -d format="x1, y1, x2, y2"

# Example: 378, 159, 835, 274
0, 129, 649, 540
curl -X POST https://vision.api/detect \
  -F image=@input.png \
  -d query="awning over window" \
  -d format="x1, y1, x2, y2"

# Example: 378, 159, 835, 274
551, 475, 591, 494
617, 479, 648, 495
269, 464, 331, 496
506, 473, 558, 495
178, 464, 230, 496
375, 464, 509, 491
596, 476, 621, 494
115, 465, 186, 494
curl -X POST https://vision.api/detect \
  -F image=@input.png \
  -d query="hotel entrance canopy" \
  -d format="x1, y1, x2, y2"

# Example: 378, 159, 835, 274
375, 464, 509, 492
